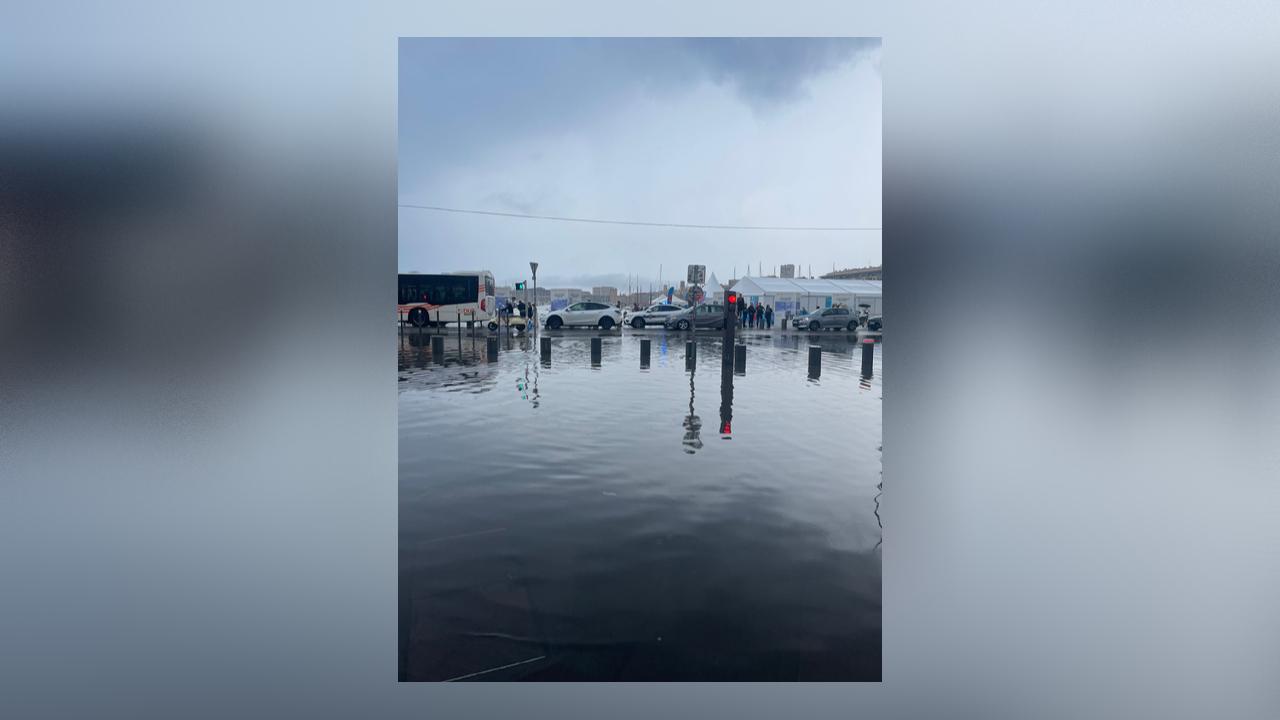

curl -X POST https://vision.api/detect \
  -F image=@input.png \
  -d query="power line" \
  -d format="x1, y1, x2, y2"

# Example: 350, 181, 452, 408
398, 202, 878, 232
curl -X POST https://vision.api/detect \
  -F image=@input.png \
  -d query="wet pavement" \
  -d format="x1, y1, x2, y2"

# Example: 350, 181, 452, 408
399, 327, 882, 681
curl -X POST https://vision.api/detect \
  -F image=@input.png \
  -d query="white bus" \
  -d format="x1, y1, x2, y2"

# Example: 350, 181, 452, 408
398, 271, 496, 327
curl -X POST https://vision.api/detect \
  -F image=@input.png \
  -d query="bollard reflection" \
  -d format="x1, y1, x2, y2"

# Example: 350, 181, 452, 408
682, 363, 702, 453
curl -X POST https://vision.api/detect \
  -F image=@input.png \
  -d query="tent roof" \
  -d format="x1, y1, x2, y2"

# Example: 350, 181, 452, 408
729, 276, 882, 296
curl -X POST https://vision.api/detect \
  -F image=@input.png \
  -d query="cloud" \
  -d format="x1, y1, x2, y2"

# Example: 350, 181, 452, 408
679, 38, 880, 108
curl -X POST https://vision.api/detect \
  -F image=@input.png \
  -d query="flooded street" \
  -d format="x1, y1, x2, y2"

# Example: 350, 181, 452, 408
399, 328, 882, 680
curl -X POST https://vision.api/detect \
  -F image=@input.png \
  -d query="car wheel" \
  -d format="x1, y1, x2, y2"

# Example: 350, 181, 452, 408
631, 317, 645, 329
547, 316, 563, 330
599, 316, 615, 330
847, 320, 857, 331
488, 321, 498, 331
809, 320, 820, 332
408, 308, 428, 327
677, 319, 690, 331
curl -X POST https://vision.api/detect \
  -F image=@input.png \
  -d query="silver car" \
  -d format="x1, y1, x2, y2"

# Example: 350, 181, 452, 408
626, 302, 685, 329
798, 307, 860, 331
663, 303, 728, 331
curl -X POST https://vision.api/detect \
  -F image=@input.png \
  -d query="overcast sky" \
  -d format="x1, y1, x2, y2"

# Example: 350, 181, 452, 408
399, 38, 881, 290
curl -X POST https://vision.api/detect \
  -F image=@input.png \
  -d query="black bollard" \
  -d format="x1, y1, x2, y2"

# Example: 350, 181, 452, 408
540, 336, 551, 365
734, 344, 747, 374
431, 335, 444, 362
487, 336, 498, 362
861, 338, 874, 379
808, 345, 821, 378
591, 336, 602, 366
640, 338, 651, 368
685, 340, 696, 371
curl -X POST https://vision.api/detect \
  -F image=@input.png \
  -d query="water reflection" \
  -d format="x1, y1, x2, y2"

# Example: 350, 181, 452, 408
681, 365, 702, 453
400, 333, 882, 680
718, 360, 734, 438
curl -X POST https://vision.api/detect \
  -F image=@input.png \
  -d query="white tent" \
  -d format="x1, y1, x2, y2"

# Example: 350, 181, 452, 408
705, 272, 723, 301
728, 276, 882, 317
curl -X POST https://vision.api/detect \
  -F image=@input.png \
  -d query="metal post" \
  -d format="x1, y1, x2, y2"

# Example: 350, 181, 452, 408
861, 338, 874, 379
540, 336, 551, 365
735, 344, 746, 374
640, 338, 651, 368
431, 335, 444, 362
487, 336, 498, 362
685, 340, 696, 371
591, 336, 602, 366
808, 345, 821, 378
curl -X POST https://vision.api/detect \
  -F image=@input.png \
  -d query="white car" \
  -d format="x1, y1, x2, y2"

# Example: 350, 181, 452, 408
543, 301, 623, 330
625, 302, 685, 329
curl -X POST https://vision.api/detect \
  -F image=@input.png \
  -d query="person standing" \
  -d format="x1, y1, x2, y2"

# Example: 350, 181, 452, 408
765, 304, 774, 329
756, 302, 764, 329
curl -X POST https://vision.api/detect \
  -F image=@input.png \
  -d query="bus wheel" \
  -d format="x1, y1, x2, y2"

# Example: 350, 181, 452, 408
408, 308, 428, 327
488, 321, 498, 331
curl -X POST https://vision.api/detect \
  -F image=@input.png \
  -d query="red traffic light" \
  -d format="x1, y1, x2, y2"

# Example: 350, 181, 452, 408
727, 292, 738, 304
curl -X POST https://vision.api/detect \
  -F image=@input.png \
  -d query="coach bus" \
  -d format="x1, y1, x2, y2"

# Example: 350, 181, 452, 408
398, 271, 496, 327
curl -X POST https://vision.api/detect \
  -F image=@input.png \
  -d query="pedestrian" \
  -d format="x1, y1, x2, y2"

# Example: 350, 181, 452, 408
756, 302, 764, 329
750, 303, 758, 328
765, 304, 774, 329
517, 299, 527, 319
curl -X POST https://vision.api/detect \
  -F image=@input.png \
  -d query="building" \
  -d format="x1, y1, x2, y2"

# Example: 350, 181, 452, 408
591, 286, 619, 304
823, 265, 883, 281
780, 264, 796, 279
727, 276, 882, 317
498, 285, 551, 304
548, 287, 590, 310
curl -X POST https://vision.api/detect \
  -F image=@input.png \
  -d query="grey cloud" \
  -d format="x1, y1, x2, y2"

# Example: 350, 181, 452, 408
680, 38, 880, 107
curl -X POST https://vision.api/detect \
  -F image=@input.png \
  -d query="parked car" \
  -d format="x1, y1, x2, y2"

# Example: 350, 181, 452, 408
626, 302, 685, 329
867, 314, 882, 331
543, 301, 623, 330
663, 303, 727, 331
800, 306, 860, 331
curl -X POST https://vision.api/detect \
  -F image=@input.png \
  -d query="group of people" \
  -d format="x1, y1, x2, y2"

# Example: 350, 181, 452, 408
738, 301, 774, 329
501, 298, 534, 321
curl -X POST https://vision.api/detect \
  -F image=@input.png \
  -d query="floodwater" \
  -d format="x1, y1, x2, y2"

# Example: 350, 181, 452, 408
399, 326, 882, 681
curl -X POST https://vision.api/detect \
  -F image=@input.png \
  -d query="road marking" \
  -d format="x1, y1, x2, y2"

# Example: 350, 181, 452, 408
421, 527, 507, 545
442, 655, 546, 682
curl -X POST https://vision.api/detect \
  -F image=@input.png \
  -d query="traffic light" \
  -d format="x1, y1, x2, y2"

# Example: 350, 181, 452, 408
726, 291, 738, 305
515, 281, 525, 290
